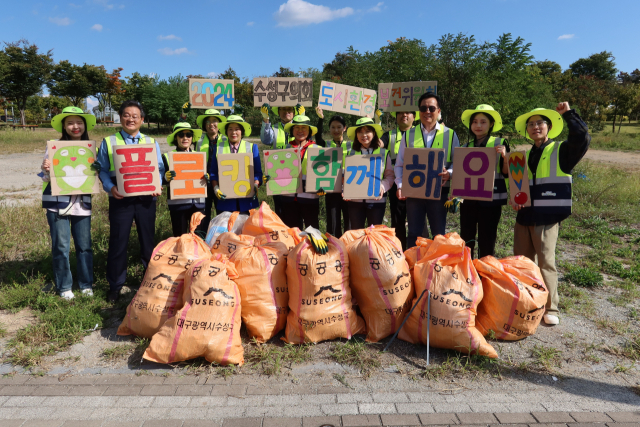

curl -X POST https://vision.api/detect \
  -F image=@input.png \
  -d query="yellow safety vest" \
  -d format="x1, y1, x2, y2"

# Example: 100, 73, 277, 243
526, 141, 572, 215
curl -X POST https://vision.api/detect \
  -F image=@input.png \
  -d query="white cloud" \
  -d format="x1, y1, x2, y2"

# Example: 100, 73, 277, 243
49, 17, 72, 26
368, 2, 383, 12
274, 0, 354, 27
93, 0, 124, 10
91, 24, 102, 31
158, 47, 191, 55
558, 34, 575, 40
207, 72, 219, 78
247, 21, 254, 26
158, 34, 182, 41
86, 97, 99, 110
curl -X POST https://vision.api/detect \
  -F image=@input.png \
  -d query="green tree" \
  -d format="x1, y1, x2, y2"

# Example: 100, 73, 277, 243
563, 74, 610, 132
142, 74, 189, 127
272, 66, 296, 77
0, 40, 53, 125
570, 51, 617, 81
47, 60, 107, 107
95, 67, 124, 120
609, 80, 640, 132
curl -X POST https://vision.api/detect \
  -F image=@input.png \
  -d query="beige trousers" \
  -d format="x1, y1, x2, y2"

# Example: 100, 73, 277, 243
513, 222, 560, 315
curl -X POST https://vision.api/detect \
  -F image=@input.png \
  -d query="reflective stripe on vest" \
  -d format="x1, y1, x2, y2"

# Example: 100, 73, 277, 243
406, 125, 454, 163
526, 141, 572, 215
275, 123, 294, 149
197, 134, 227, 163
217, 140, 251, 154
163, 149, 206, 206
388, 126, 412, 161
330, 140, 352, 159
42, 181, 92, 210
105, 132, 152, 177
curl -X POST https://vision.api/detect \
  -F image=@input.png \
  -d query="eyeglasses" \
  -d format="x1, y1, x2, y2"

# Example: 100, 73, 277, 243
122, 114, 140, 120
177, 132, 193, 138
526, 120, 548, 129
419, 105, 438, 113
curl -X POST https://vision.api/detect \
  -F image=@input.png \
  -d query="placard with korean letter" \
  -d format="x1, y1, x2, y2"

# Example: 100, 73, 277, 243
217, 153, 255, 199
46, 140, 101, 196
507, 151, 531, 207
343, 153, 385, 199
305, 147, 343, 193
378, 81, 437, 112
168, 151, 207, 200
113, 144, 162, 197
253, 77, 313, 107
264, 149, 302, 196
189, 79, 234, 109
401, 148, 444, 200
450, 147, 496, 201
318, 81, 376, 117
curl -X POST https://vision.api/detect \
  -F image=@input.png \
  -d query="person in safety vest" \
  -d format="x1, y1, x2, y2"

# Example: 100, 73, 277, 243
162, 122, 208, 237
395, 93, 460, 248
210, 115, 262, 214
264, 115, 323, 229
39, 106, 97, 300
343, 117, 395, 229
314, 107, 351, 236
381, 108, 418, 250
95, 100, 164, 302
459, 104, 510, 258
195, 109, 226, 232
511, 102, 590, 326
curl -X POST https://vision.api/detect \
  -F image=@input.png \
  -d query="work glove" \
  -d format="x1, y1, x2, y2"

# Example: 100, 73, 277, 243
90, 162, 101, 173
203, 173, 210, 183
444, 197, 463, 214
374, 109, 383, 124
316, 188, 326, 197
263, 175, 271, 185
261, 103, 270, 121
315, 106, 324, 119
300, 226, 329, 255
214, 185, 226, 200
296, 103, 305, 116
165, 170, 176, 182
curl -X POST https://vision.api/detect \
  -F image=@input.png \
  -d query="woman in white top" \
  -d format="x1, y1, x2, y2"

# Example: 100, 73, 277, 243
40, 106, 97, 300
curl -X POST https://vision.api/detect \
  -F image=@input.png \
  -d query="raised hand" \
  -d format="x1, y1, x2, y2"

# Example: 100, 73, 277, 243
556, 102, 570, 115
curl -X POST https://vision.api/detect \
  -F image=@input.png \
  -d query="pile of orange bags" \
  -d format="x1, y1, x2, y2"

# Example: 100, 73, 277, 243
242, 202, 303, 251
398, 233, 497, 358
143, 253, 244, 365
473, 256, 549, 340
211, 232, 254, 257
341, 226, 413, 342
285, 234, 364, 343
118, 213, 210, 338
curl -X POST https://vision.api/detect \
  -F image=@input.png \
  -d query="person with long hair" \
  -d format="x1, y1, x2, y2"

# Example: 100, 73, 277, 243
39, 106, 97, 300
459, 105, 509, 258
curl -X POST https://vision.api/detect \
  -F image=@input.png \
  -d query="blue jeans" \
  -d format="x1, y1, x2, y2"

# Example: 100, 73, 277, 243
46, 211, 93, 293
406, 187, 449, 248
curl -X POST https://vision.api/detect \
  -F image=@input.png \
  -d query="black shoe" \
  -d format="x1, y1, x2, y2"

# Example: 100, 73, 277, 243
107, 291, 120, 303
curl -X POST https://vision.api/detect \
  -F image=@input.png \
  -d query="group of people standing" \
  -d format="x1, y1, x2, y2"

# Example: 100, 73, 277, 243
39, 92, 590, 327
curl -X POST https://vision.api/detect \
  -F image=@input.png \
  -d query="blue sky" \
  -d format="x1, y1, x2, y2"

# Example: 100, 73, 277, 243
2, 0, 639, 110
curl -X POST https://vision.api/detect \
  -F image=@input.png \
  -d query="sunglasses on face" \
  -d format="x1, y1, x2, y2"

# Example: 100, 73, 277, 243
177, 132, 193, 138
419, 105, 438, 113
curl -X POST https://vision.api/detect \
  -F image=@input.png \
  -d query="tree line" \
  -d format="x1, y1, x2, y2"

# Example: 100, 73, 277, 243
1, 34, 639, 140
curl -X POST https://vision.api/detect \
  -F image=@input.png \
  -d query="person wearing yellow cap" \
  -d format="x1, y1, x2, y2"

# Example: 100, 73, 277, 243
195, 109, 227, 230
39, 106, 97, 300
511, 102, 590, 326
459, 104, 510, 258
264, 115, 323, 229
343, 118, 395, 229
162, 123, 207, 237
210, 115, 262, 213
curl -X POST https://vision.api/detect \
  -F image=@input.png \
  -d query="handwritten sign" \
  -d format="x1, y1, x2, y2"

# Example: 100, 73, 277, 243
217, 153, 255, 199
305, 147, 343, 193
343, 153, 384, 199
507, 151, 531, 207
46, 141, 101, 196
113, 145, 161, 197
377, 81, 437, 112
252, 77, 313, 107
264, 149, 302, 196
318, 81, 377, 117
450, 147, 496, 201
401, 148, 444, 200
189, 79, 234, 109
168, 151, 207, 200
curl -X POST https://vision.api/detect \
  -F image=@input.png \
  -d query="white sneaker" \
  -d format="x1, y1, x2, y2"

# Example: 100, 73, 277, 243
543, 314, 559, 325
81, 289, 94, 297
60, 290, 75, 300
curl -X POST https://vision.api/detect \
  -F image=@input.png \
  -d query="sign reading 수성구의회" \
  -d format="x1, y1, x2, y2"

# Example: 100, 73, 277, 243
401, 148, 444, 200
253, 77, 313, 107
317, 81, 377, 117
188, 79, 235, 109
217, 152, 255, 199
168, 151, 207, 200
46, 140, 101, 196
377, 81, 437, 112
450, 147, 496, 202
113, 144, 162, 197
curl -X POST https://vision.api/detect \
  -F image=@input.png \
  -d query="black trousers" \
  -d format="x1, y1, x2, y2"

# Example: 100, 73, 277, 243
325, 192, 350, 237
107, 197, 156, 295
459, 200, 503, 259
170, 205, 204, 237
388, 183, 407, 250
197, 183, 217, 236
348, 202, 386, 230
280, 198, 320, 230
273, 195, 284, 222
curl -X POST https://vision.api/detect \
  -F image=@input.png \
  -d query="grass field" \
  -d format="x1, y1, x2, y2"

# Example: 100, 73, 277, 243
589, 122, 640, 152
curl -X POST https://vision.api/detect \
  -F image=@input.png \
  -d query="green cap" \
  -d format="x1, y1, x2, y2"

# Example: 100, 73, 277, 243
167, 122, 203, 146
218, 115, 252, 137
515, 108, 563, 140
461, 104, 503, 132
51, 106, 97, 133
283, 115, 317, 136
196, 109, 227, 129
347, 117, 383, 141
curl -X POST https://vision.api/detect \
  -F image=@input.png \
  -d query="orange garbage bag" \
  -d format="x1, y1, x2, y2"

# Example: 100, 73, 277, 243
285, 235, 365, 343
242, 202, 303, 251
118, 213, 210, 338
143, 253, 244, 365
473, 256, 548, 340
398, 233, 497, 358
404, 237, 433, 274
211, 232, 255, 257
340, 226, 413, 342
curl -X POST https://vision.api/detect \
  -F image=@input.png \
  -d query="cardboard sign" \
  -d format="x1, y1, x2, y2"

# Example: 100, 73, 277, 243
305, 147, 343, 193
450, 147, 496, 201
113, 144, 162, 197
264, 148, 302, 196
378, 81, 437, 112
343, 153, 384, 199
318, 81, 377, 117
507, 151, 531, 207
189, 79, 234, 109
217, 153, 255, 199
252, 77, 313, 107
46, 141, 101, 196
168, 151, 207, 200
401, 148, 444, 200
